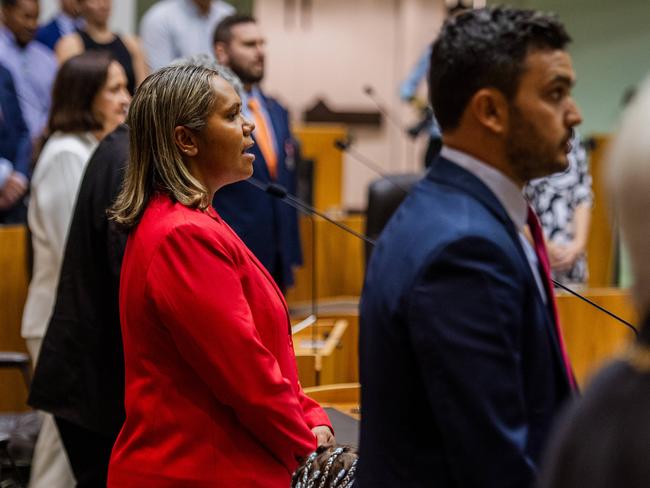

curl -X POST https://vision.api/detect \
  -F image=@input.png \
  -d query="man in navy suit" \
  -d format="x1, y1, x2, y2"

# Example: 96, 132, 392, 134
35, 0, 82, 50
359, 7, 581, 487
0, 63, 30, 223
213, 15, 301, 290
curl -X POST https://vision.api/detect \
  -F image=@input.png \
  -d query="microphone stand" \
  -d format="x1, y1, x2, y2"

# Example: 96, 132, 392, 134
247, 177, 640, 338
334, 139, 416, 195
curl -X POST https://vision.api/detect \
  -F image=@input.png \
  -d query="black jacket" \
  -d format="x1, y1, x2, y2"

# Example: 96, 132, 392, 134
28, 125, 129, 438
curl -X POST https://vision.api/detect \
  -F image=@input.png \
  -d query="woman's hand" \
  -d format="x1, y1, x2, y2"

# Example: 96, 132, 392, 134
312, 426, 335, 447
548, 241, 583, 272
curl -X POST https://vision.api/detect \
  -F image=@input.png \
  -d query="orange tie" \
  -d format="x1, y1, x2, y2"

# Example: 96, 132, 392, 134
248, 98, 278, 179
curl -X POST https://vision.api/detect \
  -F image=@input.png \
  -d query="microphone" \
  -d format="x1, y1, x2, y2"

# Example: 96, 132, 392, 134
250, 179, 376, 246
362, 84, 406, 133
334, 138, 417, 195
248, 178, 640, 338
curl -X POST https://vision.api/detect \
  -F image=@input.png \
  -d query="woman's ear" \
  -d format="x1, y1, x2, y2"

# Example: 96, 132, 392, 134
173, 126, 199, 157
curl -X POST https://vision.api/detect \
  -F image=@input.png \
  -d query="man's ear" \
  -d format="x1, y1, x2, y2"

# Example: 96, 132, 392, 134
173, 126, 199, 158
468, 88, 510, 136
213, 42, 229, 65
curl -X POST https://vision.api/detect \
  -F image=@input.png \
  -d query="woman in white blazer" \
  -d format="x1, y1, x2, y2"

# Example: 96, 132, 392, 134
22, 51, 130, 488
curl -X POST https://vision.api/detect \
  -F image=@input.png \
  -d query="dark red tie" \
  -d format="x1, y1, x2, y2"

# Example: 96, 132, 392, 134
526, 206, 577, 390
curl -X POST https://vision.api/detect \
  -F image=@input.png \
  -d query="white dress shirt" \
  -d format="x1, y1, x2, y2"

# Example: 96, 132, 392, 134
140, 0, 236, 71
21, 132, 98, 339
440, 146, 547, 302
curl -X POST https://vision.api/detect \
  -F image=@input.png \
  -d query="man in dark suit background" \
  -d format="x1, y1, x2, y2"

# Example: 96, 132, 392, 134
213, 15, 302, 290
359, 7, 581, 487
35, 0, 82, 51
0, 63, 30, 223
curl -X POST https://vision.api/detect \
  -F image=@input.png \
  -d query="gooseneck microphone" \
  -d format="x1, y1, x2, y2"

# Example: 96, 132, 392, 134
363, 84, 406, 133
251, 179, 376, 247
248, 177, 640, 338
333, 138, 415, 195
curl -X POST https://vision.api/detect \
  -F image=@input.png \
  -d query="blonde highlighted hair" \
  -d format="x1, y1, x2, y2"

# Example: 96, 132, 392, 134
109, 64, 221, 229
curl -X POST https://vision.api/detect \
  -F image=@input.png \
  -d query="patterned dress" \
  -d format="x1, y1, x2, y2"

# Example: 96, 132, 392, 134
525, 135, 593, 285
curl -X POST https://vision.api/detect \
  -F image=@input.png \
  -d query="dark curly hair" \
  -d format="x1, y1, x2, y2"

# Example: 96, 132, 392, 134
429, 6, 571, 131
291, 445, 358, 488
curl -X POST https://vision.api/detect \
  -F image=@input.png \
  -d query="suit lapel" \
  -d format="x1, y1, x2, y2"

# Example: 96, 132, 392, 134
429, 157, 570, 385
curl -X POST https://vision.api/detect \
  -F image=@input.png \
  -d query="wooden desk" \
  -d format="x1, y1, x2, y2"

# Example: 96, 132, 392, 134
293, 318, 353, 387
286, 214, 365, 304
291, 288, 637, 391
0, 225, 30, 411
557, 287, 636, 386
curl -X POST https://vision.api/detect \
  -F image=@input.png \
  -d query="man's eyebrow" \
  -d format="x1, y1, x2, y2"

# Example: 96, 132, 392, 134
548, 74, 575, 87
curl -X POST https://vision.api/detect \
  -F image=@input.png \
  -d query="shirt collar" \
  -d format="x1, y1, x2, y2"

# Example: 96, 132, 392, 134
440, 145, 527, 231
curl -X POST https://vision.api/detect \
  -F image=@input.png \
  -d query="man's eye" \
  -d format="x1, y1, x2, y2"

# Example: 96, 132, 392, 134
549, 88, 565, 101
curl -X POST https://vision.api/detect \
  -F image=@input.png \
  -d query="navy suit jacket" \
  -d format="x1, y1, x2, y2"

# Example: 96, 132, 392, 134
213, 91, 301, 288
358, 157, 573, 487
0, 64, 31, 177
35, 18, 63, 50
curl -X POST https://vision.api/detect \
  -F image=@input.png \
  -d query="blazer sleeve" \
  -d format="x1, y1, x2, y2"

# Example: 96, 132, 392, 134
406, 236, 536, 487
31, 148, 88, 261
146, 223, 317, 473
0, 67, 31, 177
295, 378, 332, 431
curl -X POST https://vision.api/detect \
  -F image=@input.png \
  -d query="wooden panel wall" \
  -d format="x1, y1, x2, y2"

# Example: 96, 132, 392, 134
587, 135, 616, 287
293, 124, 346, 211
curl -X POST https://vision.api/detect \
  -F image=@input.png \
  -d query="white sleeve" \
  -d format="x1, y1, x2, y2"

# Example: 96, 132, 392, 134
31, 148, 87, 260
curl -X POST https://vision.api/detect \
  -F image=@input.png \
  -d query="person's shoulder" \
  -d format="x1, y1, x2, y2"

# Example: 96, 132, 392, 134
213, 0, 236, 16
28, 38, 57, 63
141, 0, 178, 24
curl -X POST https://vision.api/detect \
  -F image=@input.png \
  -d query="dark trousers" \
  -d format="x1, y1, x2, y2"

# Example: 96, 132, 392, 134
54, 417, 115, 488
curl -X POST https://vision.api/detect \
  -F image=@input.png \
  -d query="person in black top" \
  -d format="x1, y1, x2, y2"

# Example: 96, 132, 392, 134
28, 125, 129, 488
54, 0, 147, 94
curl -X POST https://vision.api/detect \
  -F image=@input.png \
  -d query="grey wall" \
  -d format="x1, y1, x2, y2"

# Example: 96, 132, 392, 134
490, 0, 650, 136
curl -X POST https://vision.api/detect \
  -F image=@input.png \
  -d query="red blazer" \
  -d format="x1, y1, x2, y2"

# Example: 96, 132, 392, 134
108, 193, 331, 487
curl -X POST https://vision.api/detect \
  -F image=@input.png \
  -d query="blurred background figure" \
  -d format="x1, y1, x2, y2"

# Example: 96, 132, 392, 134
399, 43, 442, 168
21, 51, 130, 488
0, 63, 31, 223
525, 132, 593, 286
539, 75, 650, 488
0, 0, 58, 142
140, 0, 235, 71
35, 0, 83, 51
213, 14, 303, 291
55, 0, 147, 94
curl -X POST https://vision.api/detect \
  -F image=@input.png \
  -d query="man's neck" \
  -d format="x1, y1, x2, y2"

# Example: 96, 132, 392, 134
442, 136, 525, 189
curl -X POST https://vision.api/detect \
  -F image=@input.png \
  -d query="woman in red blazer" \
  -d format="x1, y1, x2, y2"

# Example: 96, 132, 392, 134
107, 64, 333, 487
